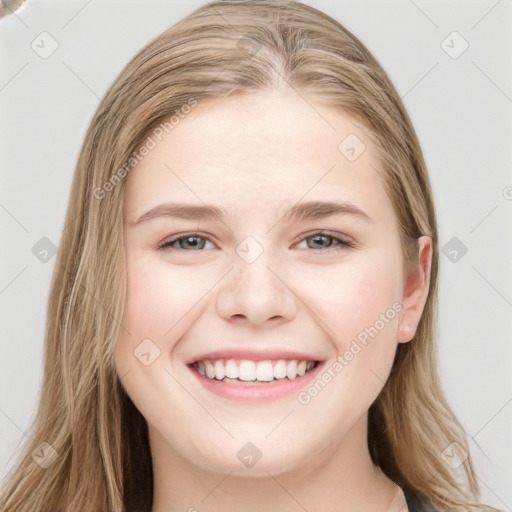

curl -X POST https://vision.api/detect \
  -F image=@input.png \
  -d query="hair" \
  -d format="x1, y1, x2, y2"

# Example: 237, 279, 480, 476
0, 1, 496, 511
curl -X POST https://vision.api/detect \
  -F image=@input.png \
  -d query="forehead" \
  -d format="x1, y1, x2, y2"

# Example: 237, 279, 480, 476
124, 87, 395, 227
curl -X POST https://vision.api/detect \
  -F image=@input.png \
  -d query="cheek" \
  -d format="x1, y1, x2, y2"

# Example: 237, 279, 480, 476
116, 255, 218, 379
291, 250, 403, 347
122, 256, 215, 341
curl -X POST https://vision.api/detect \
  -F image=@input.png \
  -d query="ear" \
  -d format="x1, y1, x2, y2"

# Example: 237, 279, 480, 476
397, 236, 433, 344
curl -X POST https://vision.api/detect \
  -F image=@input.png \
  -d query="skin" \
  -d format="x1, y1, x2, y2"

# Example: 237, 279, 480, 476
115, 85, 432, 512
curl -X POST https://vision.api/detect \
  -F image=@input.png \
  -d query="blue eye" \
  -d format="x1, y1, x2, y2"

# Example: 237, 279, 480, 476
298, 232, 354, 250
157, 231, 354, 252
157, 234, 214, 251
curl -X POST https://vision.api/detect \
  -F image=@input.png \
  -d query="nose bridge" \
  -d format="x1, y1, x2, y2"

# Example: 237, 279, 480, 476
215, 234, 297, 325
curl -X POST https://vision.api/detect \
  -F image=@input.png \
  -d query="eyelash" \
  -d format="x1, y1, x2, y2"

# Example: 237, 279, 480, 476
156, 231, 356, 252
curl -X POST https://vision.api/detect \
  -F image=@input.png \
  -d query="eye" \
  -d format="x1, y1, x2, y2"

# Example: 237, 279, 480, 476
296, 231, 355, 251
157, 231, 355, 252
157, 233, 215, 251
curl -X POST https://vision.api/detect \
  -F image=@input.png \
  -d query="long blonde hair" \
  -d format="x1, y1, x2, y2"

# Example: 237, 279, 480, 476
0, 1, 496, 511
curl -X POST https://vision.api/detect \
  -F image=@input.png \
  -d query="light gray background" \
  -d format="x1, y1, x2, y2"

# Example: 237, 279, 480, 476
1, 0, 511, 509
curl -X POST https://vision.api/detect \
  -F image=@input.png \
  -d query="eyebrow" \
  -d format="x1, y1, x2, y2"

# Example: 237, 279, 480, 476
129, 200, 373, 226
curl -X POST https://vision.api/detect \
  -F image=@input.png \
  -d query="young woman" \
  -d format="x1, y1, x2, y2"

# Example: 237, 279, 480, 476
0, 1, 500, 511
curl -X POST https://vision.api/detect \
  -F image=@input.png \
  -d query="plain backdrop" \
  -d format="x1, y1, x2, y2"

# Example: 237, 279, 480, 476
0, 0, 511, 509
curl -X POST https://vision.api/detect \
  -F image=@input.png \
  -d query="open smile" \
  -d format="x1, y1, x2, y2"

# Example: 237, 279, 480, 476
188, 357, 324, 402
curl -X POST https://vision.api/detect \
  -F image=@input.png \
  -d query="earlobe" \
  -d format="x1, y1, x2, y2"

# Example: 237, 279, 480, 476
397, 236, 433, 344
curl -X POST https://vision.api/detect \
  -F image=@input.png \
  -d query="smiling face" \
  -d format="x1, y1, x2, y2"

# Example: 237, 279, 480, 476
115, 86, 429, 478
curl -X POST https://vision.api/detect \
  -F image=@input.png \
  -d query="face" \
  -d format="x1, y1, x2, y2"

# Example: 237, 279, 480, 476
115, 86, 429, 477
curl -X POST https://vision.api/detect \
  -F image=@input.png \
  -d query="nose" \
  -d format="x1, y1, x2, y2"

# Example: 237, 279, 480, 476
215, 249, 298, 327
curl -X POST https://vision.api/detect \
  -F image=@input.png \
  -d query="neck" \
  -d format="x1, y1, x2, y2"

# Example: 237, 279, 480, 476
149, 414, 406, 512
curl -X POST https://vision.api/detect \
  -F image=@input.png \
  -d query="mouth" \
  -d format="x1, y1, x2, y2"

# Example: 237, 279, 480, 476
191, 358, 318, 385
188, 357, 323, 402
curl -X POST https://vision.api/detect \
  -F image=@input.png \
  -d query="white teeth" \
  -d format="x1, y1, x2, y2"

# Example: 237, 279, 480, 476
255, 361, 274, 381
273, 359, 287, 379
214, 360, 225, 380
286, 360, 298, 380
193, 358, 317, 382
238, 360, 256, 381
225, 359, 238, 378
204, 360, 215, 379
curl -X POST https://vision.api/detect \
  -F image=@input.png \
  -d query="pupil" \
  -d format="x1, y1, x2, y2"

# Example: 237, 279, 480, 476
310, 235, 331, 248
182, 237, 204, 250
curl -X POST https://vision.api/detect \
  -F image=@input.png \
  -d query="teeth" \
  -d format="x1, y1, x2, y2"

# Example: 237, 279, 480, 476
204, 360, 215, 379
255, 361, 274, 381
286, 360, 297, 380
214, 360, 225, 380
193, 358, 317, 382
225, 359, 238, 379
238, 360, 256, 381
273, 360, 287, 379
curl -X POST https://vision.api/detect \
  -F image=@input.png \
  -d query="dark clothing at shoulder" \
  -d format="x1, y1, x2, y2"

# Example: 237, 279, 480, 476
404, 489, 432, 512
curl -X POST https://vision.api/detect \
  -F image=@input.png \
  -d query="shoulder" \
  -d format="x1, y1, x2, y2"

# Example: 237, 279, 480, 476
404, 489, 430, 512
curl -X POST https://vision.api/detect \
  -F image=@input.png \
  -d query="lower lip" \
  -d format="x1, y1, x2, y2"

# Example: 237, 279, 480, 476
188, 362, 324, 403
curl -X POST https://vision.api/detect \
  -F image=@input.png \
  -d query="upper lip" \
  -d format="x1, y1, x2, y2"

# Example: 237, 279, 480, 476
187, 348, 322, 365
